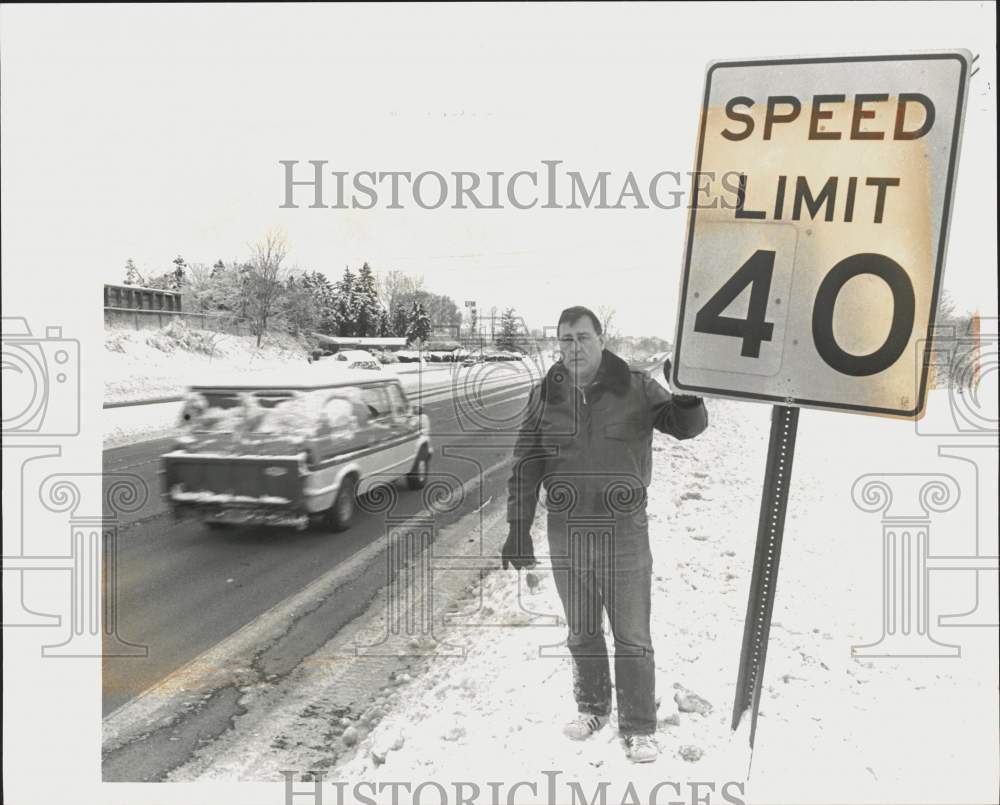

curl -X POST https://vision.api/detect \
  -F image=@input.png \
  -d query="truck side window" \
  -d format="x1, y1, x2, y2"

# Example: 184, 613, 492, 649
361, 385, 390, 421
386, 383, 408, 417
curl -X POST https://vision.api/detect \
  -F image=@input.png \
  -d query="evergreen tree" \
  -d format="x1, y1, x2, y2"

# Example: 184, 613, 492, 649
495, 307, 520, 351
406, 302, 432, 345
333, 268, 356, 335
123, 258, 144, 286
389, 303, 410, 337
171, 255, 187, 291
377, 308, 391, 337
303, 271, 339, 334
354, 262, 383, 337
333, 267, 357, 336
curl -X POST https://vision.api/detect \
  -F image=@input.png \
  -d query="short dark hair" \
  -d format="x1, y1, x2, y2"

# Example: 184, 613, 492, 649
557, 306, 602, 335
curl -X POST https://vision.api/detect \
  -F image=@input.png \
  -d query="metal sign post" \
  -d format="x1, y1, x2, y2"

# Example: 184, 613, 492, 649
731, 404, 799, 746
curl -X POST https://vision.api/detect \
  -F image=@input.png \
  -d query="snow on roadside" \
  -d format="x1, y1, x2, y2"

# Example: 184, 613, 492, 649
101, 323, 492, 448
103, 323, 539, 405
323, 393, 997, 805
103, 322, 313, 403
103, 400, 186, 449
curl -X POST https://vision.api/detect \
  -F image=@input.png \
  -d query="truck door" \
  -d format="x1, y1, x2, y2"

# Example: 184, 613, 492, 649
359, 384, 399, 478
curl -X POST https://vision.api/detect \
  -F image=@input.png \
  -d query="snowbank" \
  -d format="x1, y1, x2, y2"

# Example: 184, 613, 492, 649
104, 322, 316, 403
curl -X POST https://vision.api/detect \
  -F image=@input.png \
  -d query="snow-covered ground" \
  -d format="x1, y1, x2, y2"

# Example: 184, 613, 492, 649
103, 323, 997, 801
308, 390, 996, 805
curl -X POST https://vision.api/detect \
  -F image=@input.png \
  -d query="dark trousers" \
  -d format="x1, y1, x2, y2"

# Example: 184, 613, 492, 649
547, 508, 656, 735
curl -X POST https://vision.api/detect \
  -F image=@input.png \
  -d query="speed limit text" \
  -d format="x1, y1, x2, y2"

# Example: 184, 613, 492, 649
720, 93, 935, 224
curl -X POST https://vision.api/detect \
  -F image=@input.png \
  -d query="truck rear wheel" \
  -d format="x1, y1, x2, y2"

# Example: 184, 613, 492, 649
327, 475, 357, 532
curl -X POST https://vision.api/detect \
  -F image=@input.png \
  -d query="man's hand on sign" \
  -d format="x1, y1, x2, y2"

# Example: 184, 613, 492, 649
662, 356, 704, 408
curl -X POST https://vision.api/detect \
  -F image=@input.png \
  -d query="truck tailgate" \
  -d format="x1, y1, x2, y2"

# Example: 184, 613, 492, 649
162, 452, 303, 507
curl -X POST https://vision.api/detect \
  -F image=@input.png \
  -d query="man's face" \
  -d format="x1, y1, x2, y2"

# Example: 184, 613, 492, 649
558, 315, 605, 381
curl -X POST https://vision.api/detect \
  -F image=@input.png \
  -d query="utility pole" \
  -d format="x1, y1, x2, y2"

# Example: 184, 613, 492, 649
463, 300, 477, 355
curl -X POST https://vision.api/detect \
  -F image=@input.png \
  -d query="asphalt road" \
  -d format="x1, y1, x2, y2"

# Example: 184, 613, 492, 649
101, 373, 534, 716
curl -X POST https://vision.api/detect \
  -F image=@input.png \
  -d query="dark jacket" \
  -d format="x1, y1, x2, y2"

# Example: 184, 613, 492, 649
507, 350, 708, 526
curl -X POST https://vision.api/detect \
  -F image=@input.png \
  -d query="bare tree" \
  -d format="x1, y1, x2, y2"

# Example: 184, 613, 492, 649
597, 305, 617, 338
377, 269, 424, 313
246, 230, 289, 347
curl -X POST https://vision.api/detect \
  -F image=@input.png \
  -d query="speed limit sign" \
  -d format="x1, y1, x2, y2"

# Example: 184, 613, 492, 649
673, 52, 971, 416
671, 52, 973, 751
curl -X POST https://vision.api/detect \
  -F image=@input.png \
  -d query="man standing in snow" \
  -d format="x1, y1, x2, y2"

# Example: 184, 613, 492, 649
502, 305, 708, 764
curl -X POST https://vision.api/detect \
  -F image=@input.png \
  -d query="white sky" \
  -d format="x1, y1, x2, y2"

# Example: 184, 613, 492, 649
2, 3, 996, 337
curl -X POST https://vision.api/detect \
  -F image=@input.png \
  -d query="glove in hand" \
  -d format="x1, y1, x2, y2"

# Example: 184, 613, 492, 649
502, 523, 537, 570
662, 355, 673, 383
662, 355, 702, 407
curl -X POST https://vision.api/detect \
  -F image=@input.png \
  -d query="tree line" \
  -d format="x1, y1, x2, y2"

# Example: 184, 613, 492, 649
121, 232, 463, 347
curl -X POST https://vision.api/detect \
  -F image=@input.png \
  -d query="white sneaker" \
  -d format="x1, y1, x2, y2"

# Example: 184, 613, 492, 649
563, 713, 609, 740
623, 733, 659, 763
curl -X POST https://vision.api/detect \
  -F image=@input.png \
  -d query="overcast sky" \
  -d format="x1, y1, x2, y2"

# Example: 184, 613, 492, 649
2, 3, 995, 336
